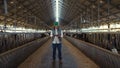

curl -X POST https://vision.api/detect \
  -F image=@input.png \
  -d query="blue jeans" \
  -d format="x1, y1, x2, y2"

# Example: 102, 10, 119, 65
52, 43, 62, 60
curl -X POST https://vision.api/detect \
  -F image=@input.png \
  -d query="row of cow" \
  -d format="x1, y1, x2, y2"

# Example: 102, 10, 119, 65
66, 32, 120, 52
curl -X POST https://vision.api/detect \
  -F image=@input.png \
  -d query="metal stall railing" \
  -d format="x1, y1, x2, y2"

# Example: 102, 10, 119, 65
0, 37, 49, 68
0, 33, 47, 53
65, 36, 120, 68
67, 32, 120, 52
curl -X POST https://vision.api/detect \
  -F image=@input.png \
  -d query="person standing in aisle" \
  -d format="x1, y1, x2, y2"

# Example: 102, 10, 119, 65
50, 22, 63, 64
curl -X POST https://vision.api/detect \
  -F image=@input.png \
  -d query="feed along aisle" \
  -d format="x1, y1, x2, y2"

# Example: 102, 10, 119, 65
18, 39, 99, 68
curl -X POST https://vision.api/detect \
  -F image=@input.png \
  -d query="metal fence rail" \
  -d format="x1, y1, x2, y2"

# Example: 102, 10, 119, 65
0, 33, 46, 53
66, 32, 120, 51
65, 36, 120, 68
0, 37, 49, 68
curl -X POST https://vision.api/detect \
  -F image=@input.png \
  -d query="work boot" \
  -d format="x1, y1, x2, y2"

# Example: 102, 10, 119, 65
59, 60, 62, 64
52, 60, 55, 64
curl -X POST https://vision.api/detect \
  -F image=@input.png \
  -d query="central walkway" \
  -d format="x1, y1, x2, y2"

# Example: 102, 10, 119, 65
18, 38, 99, 68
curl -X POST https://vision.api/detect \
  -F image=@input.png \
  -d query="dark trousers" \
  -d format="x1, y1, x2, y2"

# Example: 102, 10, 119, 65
52, 43, 62, 60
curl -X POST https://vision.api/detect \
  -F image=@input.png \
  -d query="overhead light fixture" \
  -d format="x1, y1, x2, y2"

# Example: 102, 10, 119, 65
56, 0, 59, 22
24, 10, 27, 12
18, 6, 21, 9
100, 0, 103, 4
92, 5, 96, 8
10, 1, 14, 4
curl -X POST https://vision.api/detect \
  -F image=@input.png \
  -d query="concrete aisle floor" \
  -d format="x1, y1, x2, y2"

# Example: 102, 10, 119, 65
18, 38, 99, 68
